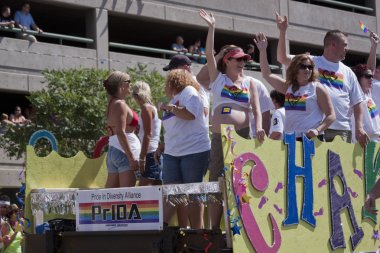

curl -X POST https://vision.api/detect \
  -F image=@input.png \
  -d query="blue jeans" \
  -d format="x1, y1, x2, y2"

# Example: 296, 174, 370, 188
162, 150, 210, 184
106, 146, 131, 173
141, 152, 162, 180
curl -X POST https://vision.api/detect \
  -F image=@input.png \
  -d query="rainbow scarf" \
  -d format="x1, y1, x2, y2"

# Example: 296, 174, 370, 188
284, 93, 308, 111
221, 84, 249, 103
367, 99, 379, 119
318, 68, 344, 90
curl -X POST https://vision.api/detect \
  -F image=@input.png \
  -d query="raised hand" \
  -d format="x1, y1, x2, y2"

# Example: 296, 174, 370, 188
370, 31, 379, 46
199, 9, 215, 27
276, 12, 288, 32
253, 33, 268, 51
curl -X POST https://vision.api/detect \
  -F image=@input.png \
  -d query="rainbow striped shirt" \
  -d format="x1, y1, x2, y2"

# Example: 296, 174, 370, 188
284, 93, 308, 111
318, 68, 344, 90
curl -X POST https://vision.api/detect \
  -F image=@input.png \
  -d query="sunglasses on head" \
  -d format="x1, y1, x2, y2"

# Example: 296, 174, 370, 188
363, 73, 373, 79
299, 64, 314, 70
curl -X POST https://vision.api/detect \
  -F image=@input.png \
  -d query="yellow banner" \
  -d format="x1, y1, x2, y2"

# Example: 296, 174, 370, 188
221, 124, 380, 253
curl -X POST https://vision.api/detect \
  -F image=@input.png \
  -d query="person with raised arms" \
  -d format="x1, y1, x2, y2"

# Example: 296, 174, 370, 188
255, 32, 335, 140
276, 12, 368, 147
199, 9, 265, 229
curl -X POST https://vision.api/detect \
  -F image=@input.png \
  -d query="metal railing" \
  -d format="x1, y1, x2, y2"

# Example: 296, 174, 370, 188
0, 26, 94, 44
306, 0, 374, 12
109, 42, 280, 70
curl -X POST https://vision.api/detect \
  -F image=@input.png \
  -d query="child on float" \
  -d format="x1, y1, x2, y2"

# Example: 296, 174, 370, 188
269, 90, 286, 140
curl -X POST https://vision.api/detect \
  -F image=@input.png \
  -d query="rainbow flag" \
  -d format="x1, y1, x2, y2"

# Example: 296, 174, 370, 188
360, 20, 369, 33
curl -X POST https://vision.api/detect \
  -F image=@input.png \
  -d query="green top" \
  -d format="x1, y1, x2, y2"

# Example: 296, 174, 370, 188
2, 222, 22, 253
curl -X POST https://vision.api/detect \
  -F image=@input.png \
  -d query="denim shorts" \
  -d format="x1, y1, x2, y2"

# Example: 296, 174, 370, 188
141, 152, 162, 181
162, 150, 210, 184
106, 146, 131, 173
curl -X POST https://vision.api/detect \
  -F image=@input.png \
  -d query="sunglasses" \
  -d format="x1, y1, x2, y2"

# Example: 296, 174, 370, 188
363, 73, 373, 79
299, 64, 314, 70
231, 57, 246, 62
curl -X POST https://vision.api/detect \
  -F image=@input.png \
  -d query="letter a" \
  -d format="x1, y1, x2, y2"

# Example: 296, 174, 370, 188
328, 150, 363, 250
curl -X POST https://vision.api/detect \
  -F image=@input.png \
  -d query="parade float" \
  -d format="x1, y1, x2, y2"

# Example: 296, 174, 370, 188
22, 126, 380, 253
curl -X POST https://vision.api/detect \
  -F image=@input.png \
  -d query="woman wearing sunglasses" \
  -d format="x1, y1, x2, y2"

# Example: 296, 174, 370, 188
104, 71, 141, 188
351, 64, 380, 142
199, 9, 264, 229
255, 33, 335, 140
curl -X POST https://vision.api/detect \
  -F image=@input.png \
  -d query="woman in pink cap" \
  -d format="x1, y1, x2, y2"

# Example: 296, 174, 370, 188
199, 9, 264, 229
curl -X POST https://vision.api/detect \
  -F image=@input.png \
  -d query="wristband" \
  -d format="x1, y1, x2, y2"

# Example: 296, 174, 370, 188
170, 105, 177, 113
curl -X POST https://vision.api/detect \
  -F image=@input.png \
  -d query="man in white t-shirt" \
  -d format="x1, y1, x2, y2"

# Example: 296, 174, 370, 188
0, 195, 11, 251
371, 64, 380, 107
276, 13, 368, 147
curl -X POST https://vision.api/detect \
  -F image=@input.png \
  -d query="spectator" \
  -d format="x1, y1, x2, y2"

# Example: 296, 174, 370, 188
103, 71, 141, 188
276, 13, 368, 147
351, 64, 380, 142
269, 90, 286, 140
9, 107, 26, 125
0, 114, 14, 135
1, 204, 23, 253
189, 38, 206, 63
199, 9, 265, 229
14, 2, 43, 43
131, 81, 162, 186
163, 55, 210, 127
0, 195, 10, 252
255, 32, 335, 140
171, 36, 188, 54
0, 6, 15, 28
156, 69, 210, 229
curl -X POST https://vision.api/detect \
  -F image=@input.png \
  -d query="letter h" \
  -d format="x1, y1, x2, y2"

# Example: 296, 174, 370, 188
283, 133, 316, 227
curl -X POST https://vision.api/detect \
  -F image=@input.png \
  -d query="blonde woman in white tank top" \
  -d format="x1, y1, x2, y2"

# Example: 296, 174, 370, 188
132, 81, 162, 186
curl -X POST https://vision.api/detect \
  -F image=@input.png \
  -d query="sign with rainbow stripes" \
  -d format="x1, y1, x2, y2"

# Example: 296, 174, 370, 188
75, 186, 163, 231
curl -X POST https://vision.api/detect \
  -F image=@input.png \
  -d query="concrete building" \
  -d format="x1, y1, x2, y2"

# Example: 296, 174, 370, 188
0, 0, 378, 190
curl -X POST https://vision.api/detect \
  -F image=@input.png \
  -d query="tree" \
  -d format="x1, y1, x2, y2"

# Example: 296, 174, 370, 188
0, 65, 166, 159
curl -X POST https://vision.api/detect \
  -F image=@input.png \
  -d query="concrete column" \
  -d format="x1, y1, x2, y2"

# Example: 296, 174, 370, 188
86, 8, 109, 70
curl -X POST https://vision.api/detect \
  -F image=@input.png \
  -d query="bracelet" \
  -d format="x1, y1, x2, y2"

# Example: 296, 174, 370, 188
170, 105, 177, 113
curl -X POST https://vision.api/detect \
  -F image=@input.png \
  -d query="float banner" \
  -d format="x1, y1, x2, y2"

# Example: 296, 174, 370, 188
76, 186, 163, 231
221, 124, 380, 253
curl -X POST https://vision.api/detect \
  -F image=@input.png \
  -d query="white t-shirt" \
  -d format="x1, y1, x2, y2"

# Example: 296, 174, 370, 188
371, 78, 380, 109
210, 73, 252, 114
162, 86, 211, 156
284, 82, 324, 137
311, 55, 364, 130
351, 93, 380, 142
248, 77, 274, 137
269, 107, 285, 138
138, 105, 161, 153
